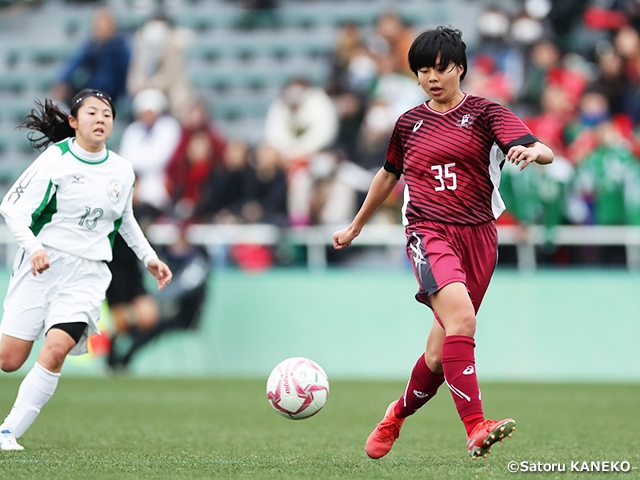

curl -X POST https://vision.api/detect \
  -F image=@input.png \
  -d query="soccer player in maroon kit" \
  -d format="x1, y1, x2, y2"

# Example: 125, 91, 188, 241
333, 26, 554, 459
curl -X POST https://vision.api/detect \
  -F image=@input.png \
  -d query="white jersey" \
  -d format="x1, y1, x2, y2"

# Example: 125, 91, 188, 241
0, 138, 157, 265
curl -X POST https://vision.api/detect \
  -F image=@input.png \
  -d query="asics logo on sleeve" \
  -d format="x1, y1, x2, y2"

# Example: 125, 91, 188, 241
462, 365, 475, 375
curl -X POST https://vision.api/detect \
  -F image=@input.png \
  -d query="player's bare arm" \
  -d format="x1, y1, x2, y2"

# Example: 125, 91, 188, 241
506, 142, 554, 171
147, 258, 173, 290
30, 249, 50, 276
333, 167, 399, 250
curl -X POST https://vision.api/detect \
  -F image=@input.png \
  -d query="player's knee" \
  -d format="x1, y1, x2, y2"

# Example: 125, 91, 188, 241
425, 352, 442, 373
40, 345, 69, 370
447, 312, 476, 337
0, 353, 23, 373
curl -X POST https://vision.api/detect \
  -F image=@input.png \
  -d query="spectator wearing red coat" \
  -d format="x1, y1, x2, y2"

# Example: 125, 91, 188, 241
165, 101, 226, 219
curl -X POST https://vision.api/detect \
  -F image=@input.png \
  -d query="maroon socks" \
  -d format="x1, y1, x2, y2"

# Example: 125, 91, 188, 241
441, 335, 484, 434
394, 355, 445, 419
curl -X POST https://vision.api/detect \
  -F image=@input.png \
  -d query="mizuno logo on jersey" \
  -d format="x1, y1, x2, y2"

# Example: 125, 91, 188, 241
7, 169, 38, 204
413, 120, 423, 132
72, 175, 85, 183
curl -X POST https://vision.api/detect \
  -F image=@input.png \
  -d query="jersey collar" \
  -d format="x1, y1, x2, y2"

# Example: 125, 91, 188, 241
69, 138, 109, 164
423, 93, 469, 115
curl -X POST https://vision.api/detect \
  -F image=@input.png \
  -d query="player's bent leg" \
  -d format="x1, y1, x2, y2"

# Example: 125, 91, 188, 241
365, 400, 406, 459
467, 418, 516, 459
38, 324, 84, 373
1, 362, 61, 440
429, 282, 476, 337
425, 317, 445, 373
0, 324, 81, 443
0, 335, 33, 373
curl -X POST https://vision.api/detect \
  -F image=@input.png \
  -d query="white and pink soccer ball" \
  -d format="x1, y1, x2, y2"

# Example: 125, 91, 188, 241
266, 357, 329, 420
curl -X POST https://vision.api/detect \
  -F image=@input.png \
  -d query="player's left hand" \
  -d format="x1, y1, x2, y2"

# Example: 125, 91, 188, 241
147, 258, 173, 290
506, 145, 538, 171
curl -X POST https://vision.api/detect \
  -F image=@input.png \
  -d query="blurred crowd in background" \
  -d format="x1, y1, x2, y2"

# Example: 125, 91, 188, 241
5, 0, 640, 267
4, 0, 640, 365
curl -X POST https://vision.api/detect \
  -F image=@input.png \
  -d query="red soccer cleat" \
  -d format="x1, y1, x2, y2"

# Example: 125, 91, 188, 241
365, 400, 405, 459
466, 418, 516, 459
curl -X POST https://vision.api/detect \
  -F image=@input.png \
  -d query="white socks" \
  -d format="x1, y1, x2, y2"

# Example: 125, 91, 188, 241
1, 362, 60, 438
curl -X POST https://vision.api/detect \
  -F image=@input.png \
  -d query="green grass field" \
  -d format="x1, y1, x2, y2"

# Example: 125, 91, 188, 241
0, 377, 638, 479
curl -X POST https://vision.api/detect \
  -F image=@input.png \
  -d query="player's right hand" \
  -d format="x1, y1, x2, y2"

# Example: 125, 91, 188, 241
333, 227, 358, 250
30, 249, 50, 276
147, 258, 173, 290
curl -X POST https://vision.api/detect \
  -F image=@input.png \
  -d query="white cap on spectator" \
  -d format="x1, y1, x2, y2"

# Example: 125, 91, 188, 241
132, 88, 168, 115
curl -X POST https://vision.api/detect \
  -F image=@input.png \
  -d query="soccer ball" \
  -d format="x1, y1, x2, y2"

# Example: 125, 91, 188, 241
266, 357, 329, 420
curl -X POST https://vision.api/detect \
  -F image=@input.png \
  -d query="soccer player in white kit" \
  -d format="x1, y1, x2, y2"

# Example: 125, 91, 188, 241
0, 89, 172, 450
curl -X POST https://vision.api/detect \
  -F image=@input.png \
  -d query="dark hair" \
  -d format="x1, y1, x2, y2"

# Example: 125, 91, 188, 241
20, 89, 115, 150
408, 26, 468, 81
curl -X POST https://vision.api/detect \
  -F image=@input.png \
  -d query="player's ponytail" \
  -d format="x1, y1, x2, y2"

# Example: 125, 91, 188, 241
19, 99, 74, 151
19, 89, 115, 151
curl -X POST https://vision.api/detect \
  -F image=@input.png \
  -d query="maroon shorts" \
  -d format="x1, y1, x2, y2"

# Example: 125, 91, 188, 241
405, 220, 498, 313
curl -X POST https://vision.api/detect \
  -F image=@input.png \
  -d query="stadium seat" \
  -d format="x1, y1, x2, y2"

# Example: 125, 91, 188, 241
186, 40, 226, 63
0, 100, 33, 126
29, 70, 59, 92
215, 116, 266, 145
27, 44, 77, 66
0, 157, 32, 183
208, 94, 273, 121
172, 10, 218, 32
114, 12, 146, 33
0, 131, 33, 155
279, 3, 379, 28
189, 67, 238, 91
0, 73, 27, 94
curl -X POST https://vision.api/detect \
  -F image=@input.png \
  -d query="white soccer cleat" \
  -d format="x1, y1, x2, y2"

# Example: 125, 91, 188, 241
0, 430, 24, 451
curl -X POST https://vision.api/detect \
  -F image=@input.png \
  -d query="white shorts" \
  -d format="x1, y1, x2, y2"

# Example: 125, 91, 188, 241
0, 247, 112, 355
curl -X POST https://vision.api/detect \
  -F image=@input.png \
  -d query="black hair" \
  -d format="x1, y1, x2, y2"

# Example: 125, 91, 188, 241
19, 89, 115, 150
408, 26, 468, 81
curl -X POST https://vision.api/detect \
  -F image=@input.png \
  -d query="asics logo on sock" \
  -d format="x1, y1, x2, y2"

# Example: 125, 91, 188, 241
413, 390, 429, 399
463, 365, 475, 375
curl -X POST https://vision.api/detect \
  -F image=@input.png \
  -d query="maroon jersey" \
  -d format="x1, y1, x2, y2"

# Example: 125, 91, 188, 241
385, 94, 537, 225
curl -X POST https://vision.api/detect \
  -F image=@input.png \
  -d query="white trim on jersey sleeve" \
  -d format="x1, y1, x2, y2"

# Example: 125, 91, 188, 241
489, 144, 506, 219
0, 147, 58, 254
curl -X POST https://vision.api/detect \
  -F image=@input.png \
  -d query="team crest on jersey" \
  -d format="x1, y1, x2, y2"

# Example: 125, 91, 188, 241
457, 114, 475, 128
107, 179, 124, 204
413, 120, 423, 132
